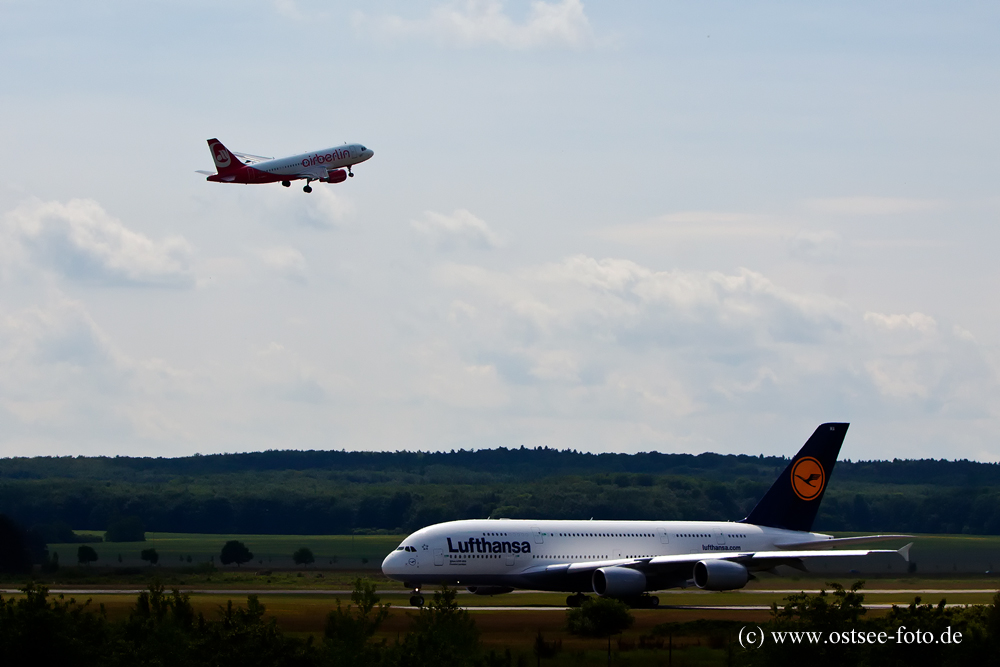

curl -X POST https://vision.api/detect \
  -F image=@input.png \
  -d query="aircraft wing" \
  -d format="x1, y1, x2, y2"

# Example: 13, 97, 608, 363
774, 535, 913, 550
294, 167, 331, 181
521, 543, 912, 581
231, 150, 272, 165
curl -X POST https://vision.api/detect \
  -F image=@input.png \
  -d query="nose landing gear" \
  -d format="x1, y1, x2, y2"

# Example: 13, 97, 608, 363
409, 587, 424, 607
347, 166, 354, 178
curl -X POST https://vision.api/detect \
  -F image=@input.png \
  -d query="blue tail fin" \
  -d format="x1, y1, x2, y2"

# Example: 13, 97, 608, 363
740, 423, 848, 532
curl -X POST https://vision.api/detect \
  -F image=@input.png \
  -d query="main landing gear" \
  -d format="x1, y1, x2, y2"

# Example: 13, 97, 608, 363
281, 180, 291, 187
632, 594, 660, 609
566, 593, 588, 607
303, 184, 313, 193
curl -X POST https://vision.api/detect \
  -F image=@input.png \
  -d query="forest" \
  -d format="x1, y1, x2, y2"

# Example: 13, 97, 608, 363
2, 446, 1000, 536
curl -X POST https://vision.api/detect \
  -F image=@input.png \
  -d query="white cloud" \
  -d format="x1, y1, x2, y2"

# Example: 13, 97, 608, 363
304, 187, 354, 229
430, 255, 999, 436
787, 230, 847, 262
864, 311, 937, 334
258, 245, 308, 282
592, 211, 781, 245
0, 295, 198, 449
805, 197, 944, 216
3, 199, 194, 287
358, 0, 594, 49
411, 209, 503, 248
272, 0, 301, 19
252, 342, 338, 404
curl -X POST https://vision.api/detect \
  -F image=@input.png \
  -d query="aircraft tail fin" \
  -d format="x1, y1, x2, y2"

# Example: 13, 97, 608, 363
740, 423, 848, 532
206, 138, 243, 174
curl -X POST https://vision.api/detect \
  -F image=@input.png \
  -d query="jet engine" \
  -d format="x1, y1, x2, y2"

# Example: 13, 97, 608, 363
693, 560, 749, 590
592, 567, 646, 597
467, 586, 514, 596
324, 169, 347, 183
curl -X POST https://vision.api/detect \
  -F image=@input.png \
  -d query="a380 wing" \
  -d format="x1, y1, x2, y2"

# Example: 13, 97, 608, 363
523, 544, 911, 578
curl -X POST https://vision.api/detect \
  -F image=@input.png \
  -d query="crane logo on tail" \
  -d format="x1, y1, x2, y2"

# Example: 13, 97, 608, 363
790, 456, 825, 501
211, 141, 231, 168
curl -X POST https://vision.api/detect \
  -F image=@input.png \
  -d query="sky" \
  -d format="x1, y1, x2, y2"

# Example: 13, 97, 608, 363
0, 1, 998, 461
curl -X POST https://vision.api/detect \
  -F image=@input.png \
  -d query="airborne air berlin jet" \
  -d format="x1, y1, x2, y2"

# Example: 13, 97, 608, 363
197, 138, 374, 193
382, 423, 913, 608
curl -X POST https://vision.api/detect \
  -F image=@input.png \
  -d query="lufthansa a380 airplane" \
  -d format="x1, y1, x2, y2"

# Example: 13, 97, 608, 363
197, 138, 374, 193
382, 423, 912, 607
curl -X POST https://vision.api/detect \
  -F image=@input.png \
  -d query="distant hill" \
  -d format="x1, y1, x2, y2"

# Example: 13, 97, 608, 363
3, 446, 999, 485
1, 447, 999, 537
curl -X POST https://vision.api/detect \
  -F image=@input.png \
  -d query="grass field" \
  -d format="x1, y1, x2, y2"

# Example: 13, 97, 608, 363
10, 530, 996, 665
48, 532, 400, 571
42, 530, 1000, 578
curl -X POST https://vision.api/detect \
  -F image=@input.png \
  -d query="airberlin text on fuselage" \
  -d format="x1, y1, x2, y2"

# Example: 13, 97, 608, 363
301, 150, 350, 167
447, 537, 531, 554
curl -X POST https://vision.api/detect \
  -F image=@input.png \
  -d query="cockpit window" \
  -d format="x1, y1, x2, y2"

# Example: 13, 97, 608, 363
396, 547, 404, 551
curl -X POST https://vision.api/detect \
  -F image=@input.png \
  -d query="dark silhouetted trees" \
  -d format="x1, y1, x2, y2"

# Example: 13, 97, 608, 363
0, 515, 35, 574
220, 540, 253, 567
566, 597, 634, 666
76, 545, 98, 566
293, 547, 315, 567
105, 516, 146, 542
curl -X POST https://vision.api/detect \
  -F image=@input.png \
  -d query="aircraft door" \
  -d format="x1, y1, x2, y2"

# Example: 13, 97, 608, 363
716, 532, 727, 545
533, 526, 544, 544
659, 531, 670, 544
434, 549, 444, 566
505, 554, 515, 566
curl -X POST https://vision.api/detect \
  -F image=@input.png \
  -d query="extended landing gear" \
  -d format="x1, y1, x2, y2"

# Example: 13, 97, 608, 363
409, 594, 424, 607
303, 184, 313, 193
347, 166, 354, 178
627, 595, 660, 609
566, 593, 588, 607
281, 180, 291, 187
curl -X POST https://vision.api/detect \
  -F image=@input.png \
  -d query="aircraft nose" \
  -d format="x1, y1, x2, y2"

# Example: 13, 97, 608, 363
381, 551, 399, 576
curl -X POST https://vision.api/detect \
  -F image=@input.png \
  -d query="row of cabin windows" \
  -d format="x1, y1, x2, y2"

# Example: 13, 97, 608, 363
558, 532, 655, 538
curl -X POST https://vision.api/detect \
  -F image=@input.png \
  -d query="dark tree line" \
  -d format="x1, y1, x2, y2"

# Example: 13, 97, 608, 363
0, 580, 497, 667
4, 447, 1000, 536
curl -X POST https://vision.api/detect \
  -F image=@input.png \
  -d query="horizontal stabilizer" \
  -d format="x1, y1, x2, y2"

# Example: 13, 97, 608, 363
898, 542, 913, 562
195, 170, 215, 175
775, 535, 914, 550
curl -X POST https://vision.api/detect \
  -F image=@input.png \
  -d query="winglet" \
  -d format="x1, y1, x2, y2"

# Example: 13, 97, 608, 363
898, 542, 913, 563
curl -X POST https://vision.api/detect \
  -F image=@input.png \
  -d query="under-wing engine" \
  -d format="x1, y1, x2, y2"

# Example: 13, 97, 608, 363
693, 560, 749, 590
592, 567, 646, 596
323, 169, 347, 183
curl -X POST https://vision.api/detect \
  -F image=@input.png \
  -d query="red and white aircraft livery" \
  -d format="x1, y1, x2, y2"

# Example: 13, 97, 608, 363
198, 138, 374, 193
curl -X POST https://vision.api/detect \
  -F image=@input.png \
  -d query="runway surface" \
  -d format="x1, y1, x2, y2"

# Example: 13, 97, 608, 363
2, 587, 993, 614
2, 588, 995, 596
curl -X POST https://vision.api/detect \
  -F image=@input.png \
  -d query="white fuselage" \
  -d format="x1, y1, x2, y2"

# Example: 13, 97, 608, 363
251, 144, 373, 177
381, 518, 830, 592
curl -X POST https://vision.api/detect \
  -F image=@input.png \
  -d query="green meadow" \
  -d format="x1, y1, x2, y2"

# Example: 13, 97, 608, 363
47, 532, 401, 571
